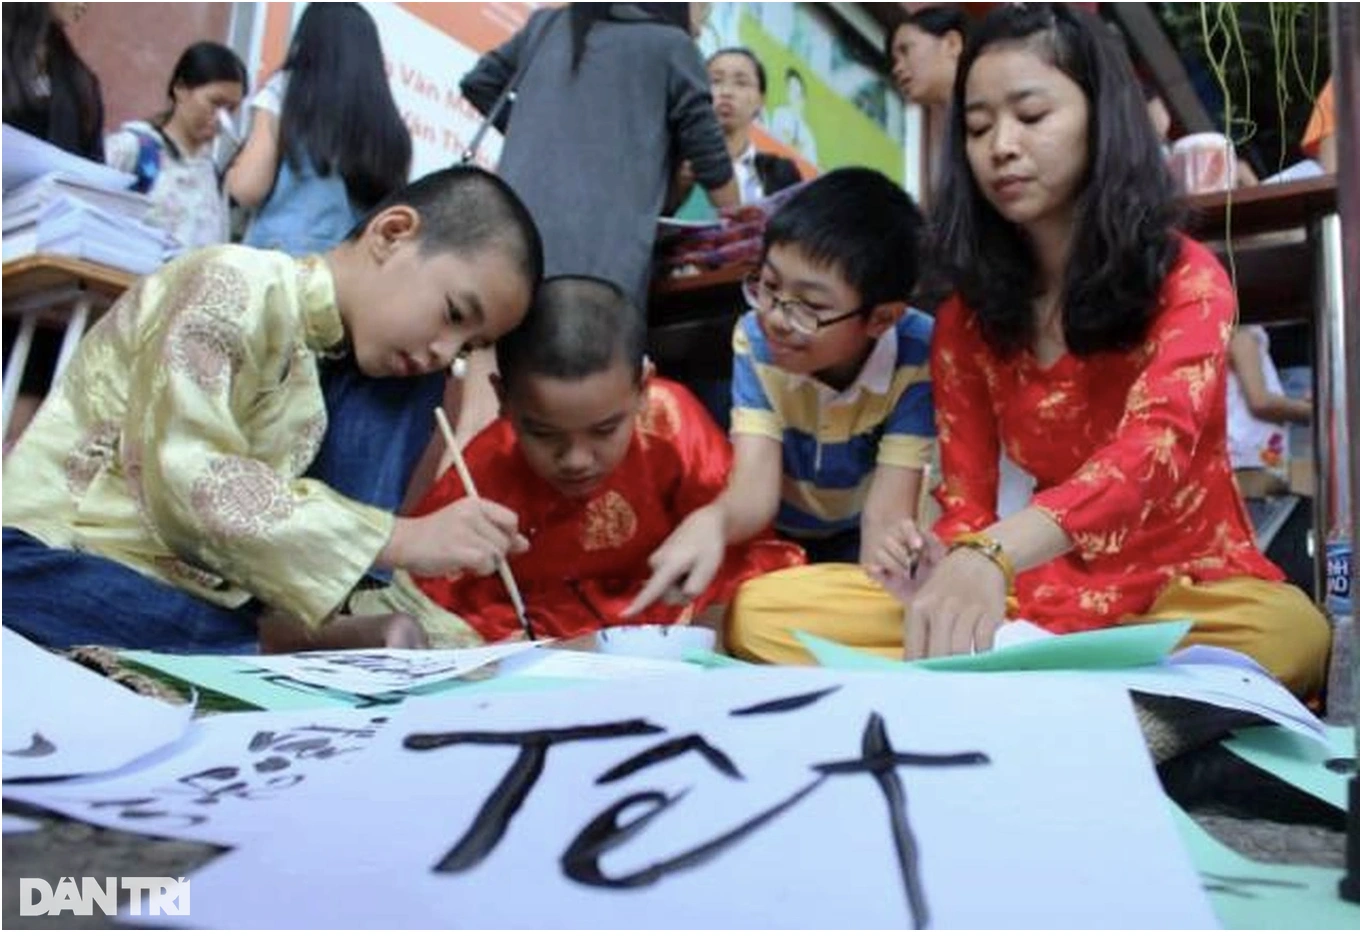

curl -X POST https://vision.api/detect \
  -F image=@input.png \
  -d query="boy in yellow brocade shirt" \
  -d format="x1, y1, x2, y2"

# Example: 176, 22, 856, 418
3, 167, 540, 653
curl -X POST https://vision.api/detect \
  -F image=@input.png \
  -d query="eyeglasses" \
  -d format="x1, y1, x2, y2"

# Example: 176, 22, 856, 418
741, 271, 867, 338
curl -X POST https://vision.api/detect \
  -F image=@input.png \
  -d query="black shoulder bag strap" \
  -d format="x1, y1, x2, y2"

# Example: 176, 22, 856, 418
460, 8, 566, 165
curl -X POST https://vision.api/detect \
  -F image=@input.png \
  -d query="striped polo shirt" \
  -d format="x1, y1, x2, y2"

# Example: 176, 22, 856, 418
730, 310, 935, 538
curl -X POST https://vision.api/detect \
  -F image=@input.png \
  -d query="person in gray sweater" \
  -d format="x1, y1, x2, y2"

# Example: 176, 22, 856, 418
460, 2, 739, 312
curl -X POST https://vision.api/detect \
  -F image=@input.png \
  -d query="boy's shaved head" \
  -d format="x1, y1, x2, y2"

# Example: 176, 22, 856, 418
349, 165, 544, 288
496, 276, 645, 393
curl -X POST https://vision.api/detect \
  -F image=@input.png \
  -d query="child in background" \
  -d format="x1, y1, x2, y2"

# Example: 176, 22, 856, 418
105, 42, 248, 251
3, 167, 543, 654
1226, 326, 1311, 497
626, 168, 933, 622
362, 277, 805, 646
1226, 325, 1314, 593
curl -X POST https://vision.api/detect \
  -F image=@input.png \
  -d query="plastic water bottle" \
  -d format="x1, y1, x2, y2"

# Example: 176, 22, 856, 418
1327, 538, 1353, 615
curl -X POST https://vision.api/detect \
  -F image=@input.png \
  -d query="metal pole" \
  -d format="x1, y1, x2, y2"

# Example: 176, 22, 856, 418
1311, 215, 1345, 604
1329, 0, 1360, 906
1, 314, 39, 440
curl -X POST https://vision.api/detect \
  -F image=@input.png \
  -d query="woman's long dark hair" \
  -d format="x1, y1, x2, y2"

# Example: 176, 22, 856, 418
277, 2, 411, 210
568, 3, 690, 73
2, 3, 104, 160
933, 3, 1180, 358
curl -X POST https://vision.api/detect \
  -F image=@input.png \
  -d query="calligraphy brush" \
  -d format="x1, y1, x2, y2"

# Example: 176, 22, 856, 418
433, 402, 537, 641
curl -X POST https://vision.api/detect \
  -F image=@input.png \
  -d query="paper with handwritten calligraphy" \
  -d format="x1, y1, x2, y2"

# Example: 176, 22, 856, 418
120, 642, 548, 710
173, 669, 1215, 928
2, 629, 194, 781
4, 708, 391, 846
242, 642, 547, 696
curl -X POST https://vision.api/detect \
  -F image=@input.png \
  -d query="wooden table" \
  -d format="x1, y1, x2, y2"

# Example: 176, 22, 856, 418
1182, 175, 1338, 326
2, 254, 138, 437
1182, 175, 1338, 237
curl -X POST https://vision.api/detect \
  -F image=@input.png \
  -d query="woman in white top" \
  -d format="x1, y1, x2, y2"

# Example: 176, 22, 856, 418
104, 42, 246, 251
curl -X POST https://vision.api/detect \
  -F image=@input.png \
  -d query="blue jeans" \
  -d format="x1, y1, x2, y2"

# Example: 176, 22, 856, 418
2, 360, 445, 653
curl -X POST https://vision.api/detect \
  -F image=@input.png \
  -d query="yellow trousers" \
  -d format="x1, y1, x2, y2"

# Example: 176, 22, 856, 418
724, 564, 1331, 700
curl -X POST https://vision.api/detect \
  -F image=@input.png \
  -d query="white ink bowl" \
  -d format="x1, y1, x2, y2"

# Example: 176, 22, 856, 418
594, 625, 716, 660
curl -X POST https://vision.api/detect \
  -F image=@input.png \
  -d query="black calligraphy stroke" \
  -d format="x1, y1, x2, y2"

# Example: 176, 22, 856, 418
596, 735, 743, 784
728, 686, 842, 717
85, 796, 207, 828
814, 714, 990, 929
565, 713, 988, 928
1201, 872, 1308, 899
241, 669, 399, 708
412, 708, 990, 929
5, 732, 56, 758
74, 719, 388, 830
561, 780, 824, 888
404, 720, 665, 872
247, 720, 387, 761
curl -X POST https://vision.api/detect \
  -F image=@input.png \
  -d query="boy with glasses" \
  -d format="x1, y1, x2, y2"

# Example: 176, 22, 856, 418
627, 167, 932, 622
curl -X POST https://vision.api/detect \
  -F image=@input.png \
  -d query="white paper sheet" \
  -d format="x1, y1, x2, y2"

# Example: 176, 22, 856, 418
496, 647, 703, 681
5, 708, 391, 846
991, 619, 1055, 649
243, 642, 545, 697
2, 629, 194, 781
2, 123, 135, 193
2, 814, 41, 834
167, 669, 1216, 929
993, 643, 1327, 744
1118, 647, 1328, 744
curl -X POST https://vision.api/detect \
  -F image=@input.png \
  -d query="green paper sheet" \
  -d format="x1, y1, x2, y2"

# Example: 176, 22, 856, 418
797, 619, 1192, 674
122, 651, 362, 710
1223, 724, 1356, 810
1168, 800, 1360, 929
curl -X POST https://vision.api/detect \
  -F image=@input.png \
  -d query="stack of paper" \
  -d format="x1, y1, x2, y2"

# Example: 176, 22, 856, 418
1, 124, 174, 273
2, 122, 134, 192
